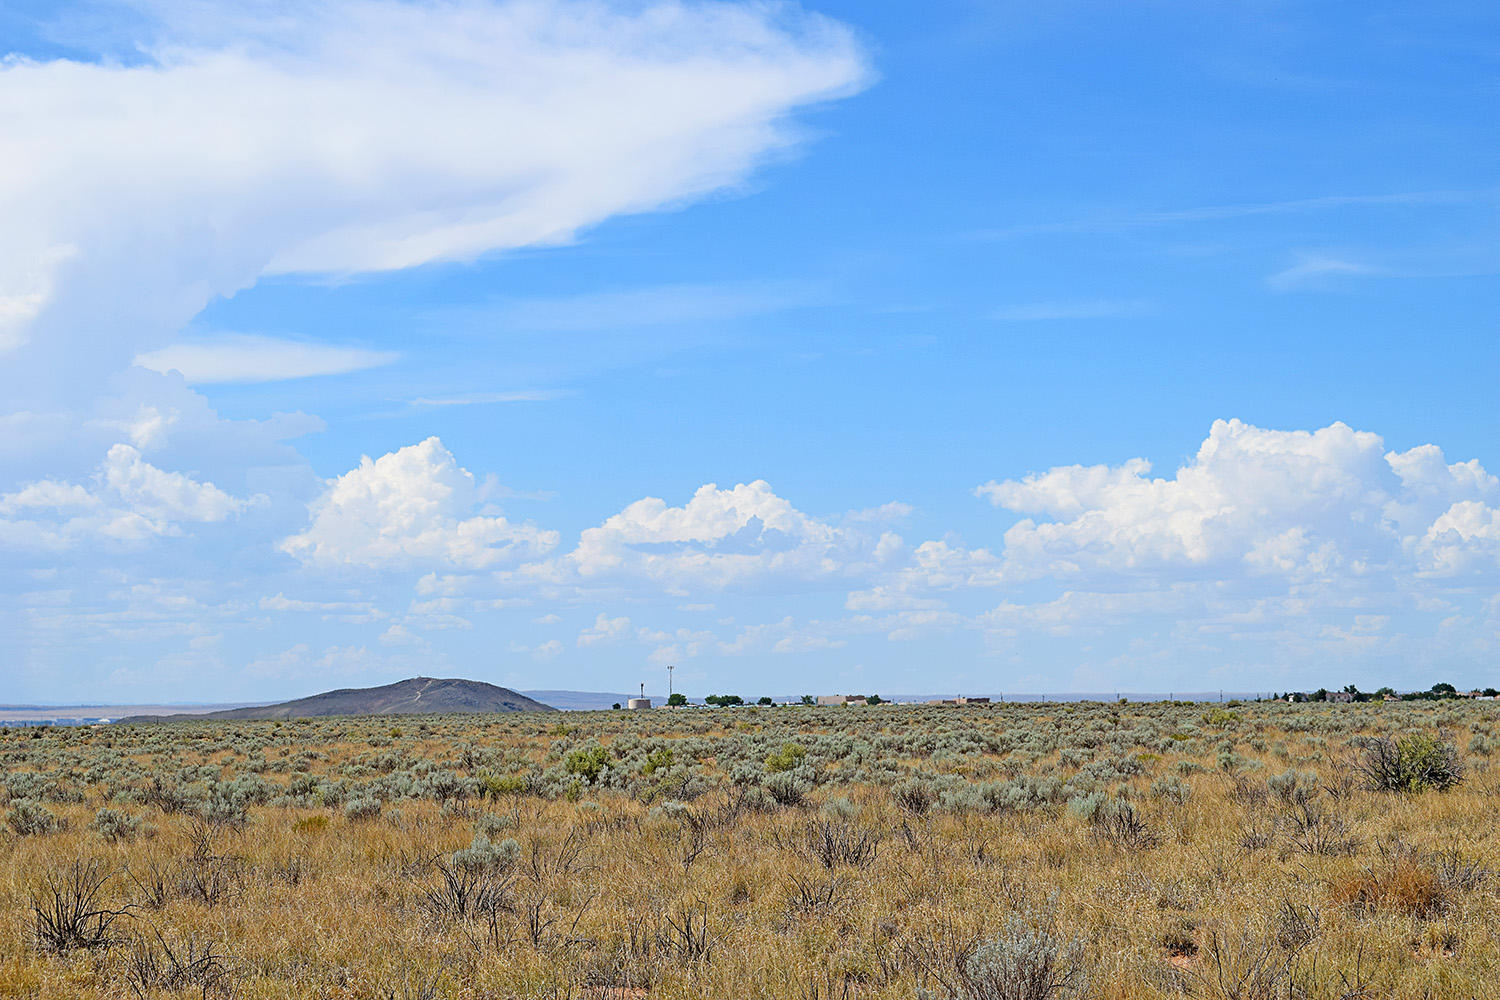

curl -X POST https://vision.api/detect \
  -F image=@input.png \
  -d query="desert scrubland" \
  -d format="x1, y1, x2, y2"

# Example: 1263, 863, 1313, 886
0, 699, 1495, 999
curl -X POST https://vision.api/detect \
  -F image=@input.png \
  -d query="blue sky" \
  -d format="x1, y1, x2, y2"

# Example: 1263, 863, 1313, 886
1, 0, 1497, 703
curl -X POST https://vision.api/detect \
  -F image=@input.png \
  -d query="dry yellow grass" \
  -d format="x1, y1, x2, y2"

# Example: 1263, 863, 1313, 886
1, 699, 1497, 999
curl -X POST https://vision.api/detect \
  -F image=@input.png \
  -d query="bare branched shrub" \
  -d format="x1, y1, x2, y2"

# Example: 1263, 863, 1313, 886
379, 966, 446, 1000
32, 859, 134, 954
125, 859, 175, 910
1265, 769, 1318, 807
270, 854, 308, 886
764, 771, 811, 808
785, 872, 844, 919
1188, 923, 1308, 1000
141, 775, 191, 814
125, 927, 234, 999
1433, 849, 1490, 893
513, 830, 596, 950
418, 856, 512, 923
1272, 899, 1320, 953
901, 917, 980, 995
893, 779, 936, 815
1239, 820, 1274, 853
1278, 797, 1360, 858
661, 899, 714, 963
805, 819, 880, 869
1095, 799, 1160, 852
896, 819, 925, 853
1227, 776, 1268, 808
1073, 793, 1158, 851
178, 850, 247, 907
519, 828, 592, 884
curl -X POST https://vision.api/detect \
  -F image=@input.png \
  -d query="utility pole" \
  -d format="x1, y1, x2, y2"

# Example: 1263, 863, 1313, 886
668, 664, 674, 701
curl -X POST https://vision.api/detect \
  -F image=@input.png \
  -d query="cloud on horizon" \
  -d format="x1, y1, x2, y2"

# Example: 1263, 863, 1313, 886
10, 418, 1500, 696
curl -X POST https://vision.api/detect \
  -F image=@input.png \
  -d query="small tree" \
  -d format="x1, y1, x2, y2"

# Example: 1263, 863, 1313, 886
1351, 733, 1464, 792
799, 695, 815, 706
667, 693, 688, 707
865, 694, 883, 706
757, 696, 773, 706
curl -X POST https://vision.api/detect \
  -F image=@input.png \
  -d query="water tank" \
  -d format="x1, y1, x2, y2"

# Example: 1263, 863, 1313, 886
627, 697, 652, 710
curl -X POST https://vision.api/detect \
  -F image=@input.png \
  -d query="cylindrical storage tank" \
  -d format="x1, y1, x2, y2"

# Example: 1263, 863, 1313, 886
627, 697, 652, 710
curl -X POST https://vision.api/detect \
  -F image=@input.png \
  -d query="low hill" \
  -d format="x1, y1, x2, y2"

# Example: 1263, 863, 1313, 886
123, 677, 554, 721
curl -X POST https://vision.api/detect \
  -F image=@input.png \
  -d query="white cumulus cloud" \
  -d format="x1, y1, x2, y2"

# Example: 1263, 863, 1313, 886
0, 443, 250, 550
533, 479, 905, 593
577, 612, 632, 647
280, 437, 557, 570
962, 419, 1500, 587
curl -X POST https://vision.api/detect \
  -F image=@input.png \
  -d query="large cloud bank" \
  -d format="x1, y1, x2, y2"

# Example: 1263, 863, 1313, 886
0, 0, 870, 400
280, 419, 1500, 631
9, 418, 1500, 692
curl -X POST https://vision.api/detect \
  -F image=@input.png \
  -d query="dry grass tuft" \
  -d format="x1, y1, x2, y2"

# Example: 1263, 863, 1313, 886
1332, 850, 1448, 919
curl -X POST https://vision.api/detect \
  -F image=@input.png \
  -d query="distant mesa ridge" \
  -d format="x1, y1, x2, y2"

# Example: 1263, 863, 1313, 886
123, 677, 555, 721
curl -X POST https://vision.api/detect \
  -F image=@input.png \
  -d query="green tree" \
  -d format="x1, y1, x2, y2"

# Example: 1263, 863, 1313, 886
757, 696, 774, 706
667, 692, 688, 707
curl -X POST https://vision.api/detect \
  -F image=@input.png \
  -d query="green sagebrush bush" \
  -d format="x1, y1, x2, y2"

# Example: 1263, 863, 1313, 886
1352, 732, 1465, 792
935, 905, 1089, 1000
8, 798, 63, 836
90, 808, 144, 843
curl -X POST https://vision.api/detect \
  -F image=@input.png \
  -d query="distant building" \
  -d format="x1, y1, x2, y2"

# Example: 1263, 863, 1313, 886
927, 696, 990, 706
627, 697, 652, 710
816, 695, 866, 706
1326, 691, 1354, 703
